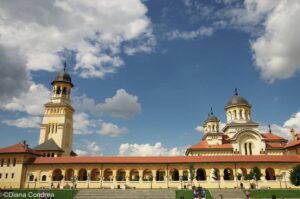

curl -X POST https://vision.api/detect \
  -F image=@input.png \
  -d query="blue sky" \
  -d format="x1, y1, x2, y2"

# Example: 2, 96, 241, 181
0, 0, 300, 156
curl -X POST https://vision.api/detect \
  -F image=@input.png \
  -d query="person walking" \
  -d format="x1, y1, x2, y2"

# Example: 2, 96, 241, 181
246, 190, 250, 199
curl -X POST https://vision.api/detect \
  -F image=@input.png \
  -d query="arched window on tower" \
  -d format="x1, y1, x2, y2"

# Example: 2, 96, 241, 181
56, 86, 61, 95
62, 87, 67, 95
239, 110, 243, 119
228, 111, 232, 120
234, 110, 237, 119
244, 143, 248, 155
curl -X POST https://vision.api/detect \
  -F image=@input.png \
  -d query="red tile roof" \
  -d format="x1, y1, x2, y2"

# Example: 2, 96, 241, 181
30, 155, 300, 164
261, 133, 287, 141
286, 140, 300, 148
0, 143, 39, 155
266, 142, 285, 149
189, 140, 232, 150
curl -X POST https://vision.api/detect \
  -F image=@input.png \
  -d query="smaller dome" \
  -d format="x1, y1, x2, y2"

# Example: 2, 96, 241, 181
51, 71, 73, 87
204, 108, 219, 123
206, 115, 219, 123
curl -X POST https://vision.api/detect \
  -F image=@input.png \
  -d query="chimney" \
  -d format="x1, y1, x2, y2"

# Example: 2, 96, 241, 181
290, 128, 295, 141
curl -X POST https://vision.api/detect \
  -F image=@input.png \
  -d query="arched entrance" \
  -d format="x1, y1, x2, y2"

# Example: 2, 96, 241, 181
196, 168, 206, 181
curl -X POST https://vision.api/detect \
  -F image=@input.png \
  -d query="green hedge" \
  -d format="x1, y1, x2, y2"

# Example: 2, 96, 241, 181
248, 189, 300, 198
176, 189, 213, 199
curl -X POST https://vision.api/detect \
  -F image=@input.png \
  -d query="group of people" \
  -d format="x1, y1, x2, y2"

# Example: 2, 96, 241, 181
193, 187, 206, 199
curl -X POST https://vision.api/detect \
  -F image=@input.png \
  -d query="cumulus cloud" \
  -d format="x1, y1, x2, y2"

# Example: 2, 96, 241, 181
73, 112, 100, 135
98, 122, 127, 137
2, 116, 42, 129
258, 112, 300, 139
166, 26, 214, 40
284, 112, 300, 132
259, 124, 290, 140
0, 83, 51, 115
251, 0, 300, 81
97, 89, 141, 118
119, 142, 186, 156
0, 0, 155, 78
0, 46, 30, 102
75, 140, 103, 156
74, 89, 141, 119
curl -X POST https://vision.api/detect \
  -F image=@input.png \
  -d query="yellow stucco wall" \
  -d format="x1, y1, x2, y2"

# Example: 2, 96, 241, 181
17, 162, 299, 189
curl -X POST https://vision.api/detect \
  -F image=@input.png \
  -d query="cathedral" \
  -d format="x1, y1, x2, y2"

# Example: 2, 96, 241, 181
1, 69, 300, 189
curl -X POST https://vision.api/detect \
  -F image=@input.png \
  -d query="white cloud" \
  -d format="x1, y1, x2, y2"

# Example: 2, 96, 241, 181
0, 0, 155, 78
166, 26, 214, 40
0, 83, 51, 115
284, 112, 300, 132
258, 112, 300, 139
195, 126, 204, 132
75, 140, 103, 156
251, 0, 300, 81
259, 124, 290, 140
119, 142, 186, 156
74, 89, 141, 119
98, 122, 127, 137
2, 116, 42, 129
73, 112, 100, 135
97, 89, 141, 118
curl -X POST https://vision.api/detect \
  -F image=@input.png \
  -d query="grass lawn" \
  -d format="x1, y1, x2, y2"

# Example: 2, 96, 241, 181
248, 189, 300, 198
1, 189, 77, 199
176, 189, 213, 199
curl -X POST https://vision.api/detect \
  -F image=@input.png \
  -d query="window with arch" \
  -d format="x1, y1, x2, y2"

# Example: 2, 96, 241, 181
13, 158, 16, 167
239, 109, 243, 119
244, 142, 253, 155
11, 173, 14, 179
234, 110, 237, 119
1, 159, 4, 167
196, 168, 206, 181
62, 87, 67, 95
56, 86, 61, 95
7, 158, 10, 167
41, 175, 47, 181
228, 111, 232, 120
29, 174, 35, 181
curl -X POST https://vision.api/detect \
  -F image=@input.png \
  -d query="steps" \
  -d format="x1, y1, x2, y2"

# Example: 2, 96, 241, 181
209, 189, 245, 199
74, 189, 176, 199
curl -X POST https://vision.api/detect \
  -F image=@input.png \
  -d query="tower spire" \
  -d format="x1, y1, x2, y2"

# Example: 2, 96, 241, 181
268, 124, 272, 134
63, 61, 67, 71
235, 88, 238, 96
210, 107, 214, 115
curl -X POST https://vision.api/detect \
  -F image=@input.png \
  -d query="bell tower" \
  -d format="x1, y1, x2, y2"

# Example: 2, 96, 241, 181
37, 63, 74, 156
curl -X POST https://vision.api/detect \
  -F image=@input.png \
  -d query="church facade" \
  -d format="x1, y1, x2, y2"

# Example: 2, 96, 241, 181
1, 70, 300, 189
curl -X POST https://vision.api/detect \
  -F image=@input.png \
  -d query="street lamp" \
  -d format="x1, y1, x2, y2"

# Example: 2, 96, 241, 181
71, 175, 77, 199
34, 178, 37, 189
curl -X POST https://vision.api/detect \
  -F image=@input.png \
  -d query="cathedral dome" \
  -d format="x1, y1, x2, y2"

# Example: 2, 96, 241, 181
226, 89, 251, 109
51, 70, 73, 87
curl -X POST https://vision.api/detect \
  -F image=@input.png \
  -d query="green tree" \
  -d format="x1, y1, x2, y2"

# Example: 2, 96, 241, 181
246, 166, 262, 188
290, 164, 300, 186
188, 164, 195, 185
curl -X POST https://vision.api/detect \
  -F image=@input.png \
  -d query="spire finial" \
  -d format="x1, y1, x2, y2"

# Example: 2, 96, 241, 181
210, 107, 214, 115
63, 61, 67, 71
268, 124, 272, 134
235, 88, 238, 96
